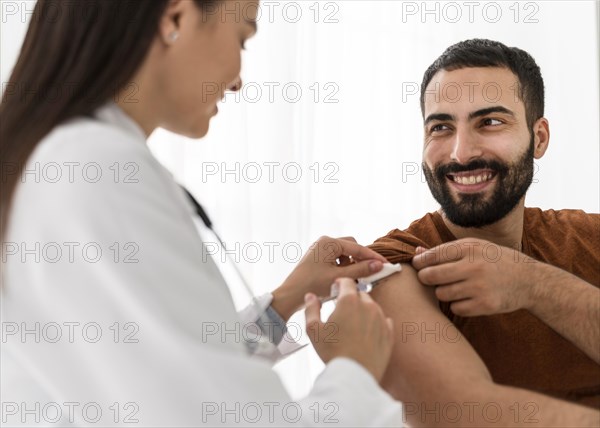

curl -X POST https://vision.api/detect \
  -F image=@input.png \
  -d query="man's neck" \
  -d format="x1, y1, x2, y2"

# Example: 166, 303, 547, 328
439, 199, 526, 251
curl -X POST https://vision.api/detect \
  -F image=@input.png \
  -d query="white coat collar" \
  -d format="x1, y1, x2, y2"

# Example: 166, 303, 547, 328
93, 102, 147, 142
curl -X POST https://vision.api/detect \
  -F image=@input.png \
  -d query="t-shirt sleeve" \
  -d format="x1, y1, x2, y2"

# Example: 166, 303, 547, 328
368, 229, 431, 263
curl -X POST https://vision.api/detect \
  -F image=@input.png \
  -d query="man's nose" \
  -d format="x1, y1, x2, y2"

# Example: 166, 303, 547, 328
450, 127, 483, 164
227, 77, 242, 92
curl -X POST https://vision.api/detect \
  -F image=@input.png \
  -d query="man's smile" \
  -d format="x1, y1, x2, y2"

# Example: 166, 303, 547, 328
446, 169, 497, 193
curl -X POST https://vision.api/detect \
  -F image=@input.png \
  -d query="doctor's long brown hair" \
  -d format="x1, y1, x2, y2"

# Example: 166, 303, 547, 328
0, 0, 218, 240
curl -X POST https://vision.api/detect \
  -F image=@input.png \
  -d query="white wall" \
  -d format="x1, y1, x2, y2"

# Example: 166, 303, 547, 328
2, 0, 599, 399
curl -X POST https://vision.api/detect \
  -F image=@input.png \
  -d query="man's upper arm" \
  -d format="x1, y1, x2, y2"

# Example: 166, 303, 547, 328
371, 264, 600, 428
371, 263, 491, 403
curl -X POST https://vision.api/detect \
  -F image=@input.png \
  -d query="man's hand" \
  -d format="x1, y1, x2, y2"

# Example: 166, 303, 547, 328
271, 236, 387, 321
411, 238, 540, 316
304, 278, 394, 383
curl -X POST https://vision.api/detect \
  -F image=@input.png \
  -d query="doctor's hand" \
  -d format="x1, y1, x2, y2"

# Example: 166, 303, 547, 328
271, 236, 387, 321
305, 278, 394, 383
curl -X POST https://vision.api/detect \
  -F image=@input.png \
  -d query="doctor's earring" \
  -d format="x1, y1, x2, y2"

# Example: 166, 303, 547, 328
167, 31, 180, 43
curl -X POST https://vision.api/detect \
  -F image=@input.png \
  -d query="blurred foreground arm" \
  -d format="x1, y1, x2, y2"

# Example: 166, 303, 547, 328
371, 264, 600, 427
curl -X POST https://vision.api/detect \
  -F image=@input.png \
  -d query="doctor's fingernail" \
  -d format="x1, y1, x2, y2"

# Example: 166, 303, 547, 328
369, 260, 383, 272
304, 293, 316, 304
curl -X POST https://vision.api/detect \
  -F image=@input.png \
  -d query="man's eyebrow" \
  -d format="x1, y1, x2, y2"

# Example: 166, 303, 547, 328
424, 113, 454, 126
468, 106, 515, 120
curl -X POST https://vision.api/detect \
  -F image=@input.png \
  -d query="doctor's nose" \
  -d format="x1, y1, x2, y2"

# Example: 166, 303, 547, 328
227, 77, 242, 92
450, 127, 483, 164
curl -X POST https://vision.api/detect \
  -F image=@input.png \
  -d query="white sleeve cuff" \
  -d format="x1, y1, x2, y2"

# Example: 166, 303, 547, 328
238, 293, 307, 363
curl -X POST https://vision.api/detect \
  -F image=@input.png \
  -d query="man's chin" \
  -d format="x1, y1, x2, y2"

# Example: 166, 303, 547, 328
441, 199, 514, 228
442, 211, 491, 228
439, 195, 498, 228
440, 185, 487, 207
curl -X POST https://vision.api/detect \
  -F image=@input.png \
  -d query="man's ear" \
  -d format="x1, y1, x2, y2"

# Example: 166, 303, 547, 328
532, 117, 550, 159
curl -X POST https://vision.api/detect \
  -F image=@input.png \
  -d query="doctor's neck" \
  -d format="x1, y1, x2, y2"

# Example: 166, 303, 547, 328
116, 73, 160, 139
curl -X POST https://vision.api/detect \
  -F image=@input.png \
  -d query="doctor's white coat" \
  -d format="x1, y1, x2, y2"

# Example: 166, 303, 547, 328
1, 103, 404, 426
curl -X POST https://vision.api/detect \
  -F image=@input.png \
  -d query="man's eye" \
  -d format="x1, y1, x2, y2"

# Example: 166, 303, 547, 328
430, 124, 449, 133
482, 118, 503, 126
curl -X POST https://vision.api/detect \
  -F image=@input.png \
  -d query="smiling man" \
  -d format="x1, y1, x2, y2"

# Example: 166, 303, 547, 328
368, 39, 600, 417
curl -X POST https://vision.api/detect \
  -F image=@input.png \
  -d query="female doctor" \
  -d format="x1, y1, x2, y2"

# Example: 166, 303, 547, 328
0, 0, 403, 426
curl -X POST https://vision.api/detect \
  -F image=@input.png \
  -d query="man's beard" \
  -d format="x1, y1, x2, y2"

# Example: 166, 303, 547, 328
422, 136, 535, 228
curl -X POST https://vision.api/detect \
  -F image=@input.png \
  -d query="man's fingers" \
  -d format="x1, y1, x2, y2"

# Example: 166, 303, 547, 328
417, 261, 464, 286
434, 283, 469, 302
412, 241, 467, 269
337, 236, 358, 243
415, 246, 427, 255
449, 299, 478, 317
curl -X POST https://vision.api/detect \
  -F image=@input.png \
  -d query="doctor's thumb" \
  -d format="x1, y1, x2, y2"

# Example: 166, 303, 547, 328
304, 293, 323, 344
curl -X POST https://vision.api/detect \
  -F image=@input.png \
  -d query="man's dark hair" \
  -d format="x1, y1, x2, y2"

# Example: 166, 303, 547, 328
420, 39, 545, 131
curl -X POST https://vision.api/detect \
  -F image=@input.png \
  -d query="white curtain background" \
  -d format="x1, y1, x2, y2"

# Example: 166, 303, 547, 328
2, 1, 599, 399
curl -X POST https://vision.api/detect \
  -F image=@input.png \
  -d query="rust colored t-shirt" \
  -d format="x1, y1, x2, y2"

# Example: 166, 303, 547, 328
370, 208, 600, 408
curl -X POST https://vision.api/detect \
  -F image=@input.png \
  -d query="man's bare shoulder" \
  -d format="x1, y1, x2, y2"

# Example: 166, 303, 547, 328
371, 263, 439, 315
370, 263, 491, 402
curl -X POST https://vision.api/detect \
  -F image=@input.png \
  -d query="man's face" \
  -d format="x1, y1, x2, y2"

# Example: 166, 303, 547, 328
421, 67, 535, 228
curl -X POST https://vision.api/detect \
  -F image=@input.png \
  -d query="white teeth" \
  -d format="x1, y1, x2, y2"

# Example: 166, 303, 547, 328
453, 173, 493, 185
